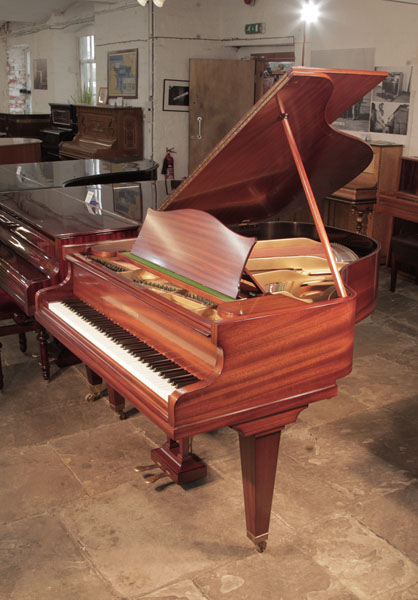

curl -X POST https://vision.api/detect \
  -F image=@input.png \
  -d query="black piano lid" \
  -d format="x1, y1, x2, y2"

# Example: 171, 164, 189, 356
159, 67, 387, 226
0, 159, 158, 193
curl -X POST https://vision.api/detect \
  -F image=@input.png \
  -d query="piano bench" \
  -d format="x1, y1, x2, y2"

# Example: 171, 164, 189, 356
0, 290, 40, 390
390, 234, 418, 292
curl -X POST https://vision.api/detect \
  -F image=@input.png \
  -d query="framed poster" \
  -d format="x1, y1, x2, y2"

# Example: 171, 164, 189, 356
33, 59, 48, 90
163, 79, 189, 112
107, 49, 138, 98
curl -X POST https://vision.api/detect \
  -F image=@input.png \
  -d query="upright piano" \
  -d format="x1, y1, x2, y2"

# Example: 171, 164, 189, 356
35, 67, 385, 550
0, 187, 140, 379
59, 106, 143, 161
40, 103, 78, 161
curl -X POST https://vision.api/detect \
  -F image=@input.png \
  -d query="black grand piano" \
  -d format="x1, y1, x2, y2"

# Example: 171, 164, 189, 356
33, 67, 385, 551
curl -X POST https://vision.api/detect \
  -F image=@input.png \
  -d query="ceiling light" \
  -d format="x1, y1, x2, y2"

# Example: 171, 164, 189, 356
137, 0, 166, 5
301, 1, 320, 23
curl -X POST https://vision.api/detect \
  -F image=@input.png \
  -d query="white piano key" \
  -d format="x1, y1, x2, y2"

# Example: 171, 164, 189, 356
49, 301, 177, 401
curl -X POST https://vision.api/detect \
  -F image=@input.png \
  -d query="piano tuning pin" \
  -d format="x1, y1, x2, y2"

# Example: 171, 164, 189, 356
134, 464, 156, 472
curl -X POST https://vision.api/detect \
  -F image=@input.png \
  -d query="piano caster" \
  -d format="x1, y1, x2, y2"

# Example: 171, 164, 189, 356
85, 384, 103, 402
256, 541, 267, 553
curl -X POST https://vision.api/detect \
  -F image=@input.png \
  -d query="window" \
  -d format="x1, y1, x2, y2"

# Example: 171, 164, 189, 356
79, 35, 96, 102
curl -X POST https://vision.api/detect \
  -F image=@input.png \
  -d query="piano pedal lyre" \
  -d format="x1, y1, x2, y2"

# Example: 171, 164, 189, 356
135, 437, 207, 486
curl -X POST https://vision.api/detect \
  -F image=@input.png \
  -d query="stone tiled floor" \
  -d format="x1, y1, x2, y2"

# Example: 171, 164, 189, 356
0, 268, 417, 599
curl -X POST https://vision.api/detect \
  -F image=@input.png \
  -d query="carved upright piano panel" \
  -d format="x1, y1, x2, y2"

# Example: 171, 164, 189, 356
36, 67, 385, 550
59, 106, 143, 161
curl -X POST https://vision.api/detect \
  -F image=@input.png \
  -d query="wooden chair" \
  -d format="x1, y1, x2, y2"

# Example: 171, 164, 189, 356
0, 289, 49, 389
390, 233, 418, 292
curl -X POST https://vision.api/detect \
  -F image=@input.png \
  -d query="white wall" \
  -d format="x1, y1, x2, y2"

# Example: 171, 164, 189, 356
1, 0, 418, 167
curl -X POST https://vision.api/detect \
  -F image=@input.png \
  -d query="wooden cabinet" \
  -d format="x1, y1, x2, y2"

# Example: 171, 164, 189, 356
325, 143, 403, 260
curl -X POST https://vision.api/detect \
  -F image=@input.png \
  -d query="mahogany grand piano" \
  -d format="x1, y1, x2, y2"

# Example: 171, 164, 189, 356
35, 67, 385, 551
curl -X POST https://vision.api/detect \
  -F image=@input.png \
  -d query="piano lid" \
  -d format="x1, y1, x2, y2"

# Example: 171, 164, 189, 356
159, 67, 387, 225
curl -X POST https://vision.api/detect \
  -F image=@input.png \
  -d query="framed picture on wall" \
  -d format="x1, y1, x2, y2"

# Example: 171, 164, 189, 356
33, 59, 48, 90
107, 49, 138, 98
97, 87, 108, 105
163, 79, 189, 112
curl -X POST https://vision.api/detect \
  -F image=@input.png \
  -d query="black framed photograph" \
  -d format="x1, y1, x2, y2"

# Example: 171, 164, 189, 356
107, 49, 138, 98
163, 79, 189, 112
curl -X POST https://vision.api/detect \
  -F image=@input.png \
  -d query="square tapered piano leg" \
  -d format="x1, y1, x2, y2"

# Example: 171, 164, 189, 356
238, 431, 282, 552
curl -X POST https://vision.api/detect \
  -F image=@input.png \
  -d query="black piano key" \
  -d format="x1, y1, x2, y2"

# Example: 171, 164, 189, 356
62, 299, 200, 390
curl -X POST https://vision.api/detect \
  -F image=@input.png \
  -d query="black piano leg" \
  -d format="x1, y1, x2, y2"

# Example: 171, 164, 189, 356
238, 430, 282, 553
85, 366, 103, 402
36, 326, 50, 381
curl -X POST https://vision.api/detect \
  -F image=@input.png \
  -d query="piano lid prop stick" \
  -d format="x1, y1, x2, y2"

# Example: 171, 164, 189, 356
276, 99, 347, 299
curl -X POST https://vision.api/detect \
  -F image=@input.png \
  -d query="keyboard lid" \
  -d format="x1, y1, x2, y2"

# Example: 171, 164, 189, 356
159, 67, 386, 226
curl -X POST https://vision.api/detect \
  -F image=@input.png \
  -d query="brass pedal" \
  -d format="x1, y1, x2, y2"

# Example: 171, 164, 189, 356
134, 464, 156, 473
145, 472, 169, 484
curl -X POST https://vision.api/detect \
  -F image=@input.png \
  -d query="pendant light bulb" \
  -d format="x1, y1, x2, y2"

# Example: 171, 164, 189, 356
137, 0, 148, 6
153, 0, 166, 6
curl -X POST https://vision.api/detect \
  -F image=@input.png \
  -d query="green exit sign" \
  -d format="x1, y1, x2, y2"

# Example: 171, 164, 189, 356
245, 22, 265, 34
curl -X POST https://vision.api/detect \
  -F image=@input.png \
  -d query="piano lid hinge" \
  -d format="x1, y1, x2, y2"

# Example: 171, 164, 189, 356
278, 112, 289, 121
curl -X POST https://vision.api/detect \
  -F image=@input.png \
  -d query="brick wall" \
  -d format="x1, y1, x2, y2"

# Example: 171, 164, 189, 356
7, 46, 30, 114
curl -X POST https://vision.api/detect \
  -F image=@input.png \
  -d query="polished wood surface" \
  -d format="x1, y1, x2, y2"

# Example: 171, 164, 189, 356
0, 137, 42, 165
0, 188, 139, 315
59, 106, 143, 160
130, 208, 256, 299
0, 112, 50, 138
161, 69, 385, 225
34, 67, 383, 551
377, 156, 418, 262
0, 158, 158, 193
326, 144, 404, 260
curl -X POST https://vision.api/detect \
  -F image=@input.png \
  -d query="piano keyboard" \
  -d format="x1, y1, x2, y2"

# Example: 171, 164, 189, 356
48, 299, 200, 401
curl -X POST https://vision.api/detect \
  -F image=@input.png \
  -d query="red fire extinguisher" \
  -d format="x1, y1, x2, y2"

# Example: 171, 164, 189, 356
162, 147, 175, 180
